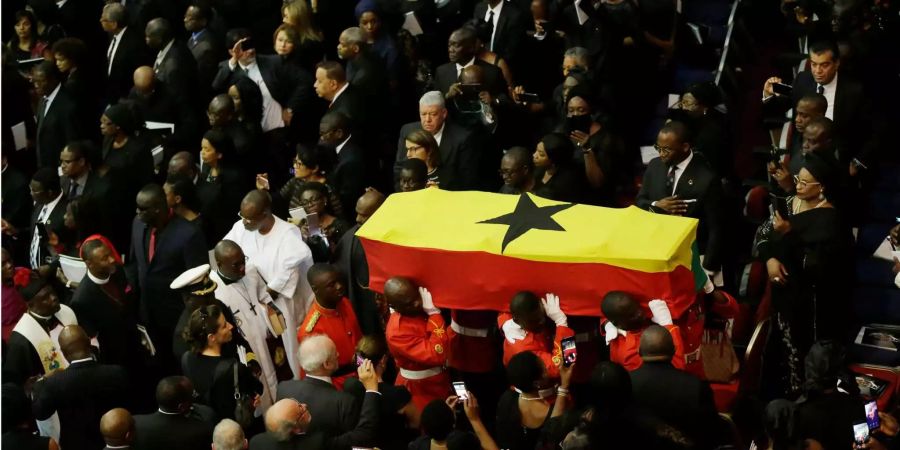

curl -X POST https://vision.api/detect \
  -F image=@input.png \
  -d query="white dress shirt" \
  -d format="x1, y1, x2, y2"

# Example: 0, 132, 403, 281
230, 59, 285, 132
30, 192, 64, 268
670, 151, 694, 195
432, 123, 445, 146
456, 57, 476, 78
574, 0, 590, 25
817, 72, 837, 120
42, 84, 61, 117
335, 135, 352, 155
153, 40, 174, 72
331, 82, 349, 105
483, 1, 504, 51
107, 27, 127, 75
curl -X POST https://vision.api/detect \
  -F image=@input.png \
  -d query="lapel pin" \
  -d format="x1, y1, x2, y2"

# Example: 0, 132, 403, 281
688, 179, 694, 186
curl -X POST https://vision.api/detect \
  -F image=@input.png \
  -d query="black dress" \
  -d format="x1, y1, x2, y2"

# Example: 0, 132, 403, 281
181, 353, 263, 423
533, 165, 585, 204
756, 202, 853, 394
495, 389, 555, 450
196, 164, 251, 243
99, 136, 154, 251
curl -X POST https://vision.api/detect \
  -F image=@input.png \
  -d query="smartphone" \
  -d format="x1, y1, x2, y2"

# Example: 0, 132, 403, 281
452, 381, 468, 400
853, 422, 870, 446
306, 212, 321, 237
355, 353, 365, 367
240, 37, 256, 51
561, 336, 577, 366
770, 195, 790, 218
566, 114, 591, 134
772, 82, 793, 96
519, 92, 540, 103
459, 83, 482, 97
865, 401, 880, 430
680, 199, 698, 203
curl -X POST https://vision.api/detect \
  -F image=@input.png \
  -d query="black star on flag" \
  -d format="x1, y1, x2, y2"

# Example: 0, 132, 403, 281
478, 194, 574, 253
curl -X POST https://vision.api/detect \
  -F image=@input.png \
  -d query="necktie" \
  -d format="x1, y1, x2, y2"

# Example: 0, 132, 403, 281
665, 165, 677, 194
107, 35, 117, 61
816, 84, 824, 95
486, 10, 495, 51
67, 181, 79, 200
456, 64, 464, 79
148, 228, 157, 262
37, 97, 47, 125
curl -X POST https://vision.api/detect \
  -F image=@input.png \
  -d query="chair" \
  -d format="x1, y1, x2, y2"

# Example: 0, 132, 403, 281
710, 317, 771, 412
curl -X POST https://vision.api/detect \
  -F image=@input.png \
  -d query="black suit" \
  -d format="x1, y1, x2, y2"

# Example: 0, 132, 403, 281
212, 55, 315, 113
346, 50, 389, 99
128, 216, 208, 363
635, 154, 724, 270
154, 40, 200, 101
560, 1, 609, 71
28, 195, 68, 268
69, 269, 142, 368
332, 226, 379, 335
61, 171, 108, 202
330, 137, 368, 220
2, 164, 31, 240
187, 29, 223, 91
128, 81, 202, 148
36, 86, 81, 167
328, 85, 369, 130
472, 1, 527, 63
434, 59, 508, 98
133, 410, 213, 450
250, 391, 379, 450
394, 121, 480, 190
630, 360, 721, 450
770, 71, 879, 166
106, 26, 152, 105
275, 377, 359, 435
32, 359, 130, 450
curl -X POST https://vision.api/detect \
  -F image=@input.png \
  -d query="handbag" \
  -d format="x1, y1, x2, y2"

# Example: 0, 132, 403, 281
232, 362, 255, 428
701, 318, 740, 383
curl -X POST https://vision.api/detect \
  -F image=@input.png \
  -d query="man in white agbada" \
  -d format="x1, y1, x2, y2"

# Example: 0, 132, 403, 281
223, 190, 313, 372
210, 240, 298, 409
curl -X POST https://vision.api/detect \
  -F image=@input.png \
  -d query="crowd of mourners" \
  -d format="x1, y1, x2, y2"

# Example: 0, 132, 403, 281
1, 0, 899, 448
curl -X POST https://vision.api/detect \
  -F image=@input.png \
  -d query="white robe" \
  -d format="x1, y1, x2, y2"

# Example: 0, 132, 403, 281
223, 217, 313, 355
211, 266, 298, 409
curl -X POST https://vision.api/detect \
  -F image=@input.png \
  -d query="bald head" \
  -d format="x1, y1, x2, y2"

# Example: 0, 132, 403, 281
167, 151, 197, 178
354, 189, 385, 226
266, 399, 308, 441
208, 94, 235, 127
59, 325, 92, 361
460, 65, 485, 85
639, 325, 676, 363
601, 291, 645, 331
133, 66, 156, 93
214, 240, 245, 281
384, 277, 422, 316
145, 18, 174, 51
239, 190, 273, 232
100, 408, 134, 446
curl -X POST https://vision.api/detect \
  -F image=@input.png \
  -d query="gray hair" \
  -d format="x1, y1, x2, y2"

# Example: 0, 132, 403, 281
212, 419, 245, 450
341, 27, 368, 46
419, 91, 445, 109
298, 334, 336, 373
103, 3, 127, 26
564, 47, 591, 66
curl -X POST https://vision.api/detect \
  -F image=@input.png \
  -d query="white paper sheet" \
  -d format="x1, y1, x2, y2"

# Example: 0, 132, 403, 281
873, 237, 896, 261
640, 146, 657, 165
402, 12, 424, 36
58, 255, 87, 284
145, 121, 175, 132
289, 207, 307, 221
11, 121, 27, 150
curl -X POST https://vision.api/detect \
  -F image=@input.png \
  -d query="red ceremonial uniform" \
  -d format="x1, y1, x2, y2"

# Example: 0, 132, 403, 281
678, 291, 740, 378
297, 298, 363, 390
497, 312, 574, 379
448, 310, 497, 373
607, 323, 685, 371
386, 312, 451, 411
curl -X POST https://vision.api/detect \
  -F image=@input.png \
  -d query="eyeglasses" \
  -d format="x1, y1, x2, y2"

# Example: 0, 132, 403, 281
793, 175, 821, 188
299, 195, 325, 207
653, 144, 674, 154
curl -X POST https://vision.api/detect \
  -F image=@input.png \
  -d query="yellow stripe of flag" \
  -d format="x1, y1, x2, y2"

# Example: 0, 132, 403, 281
356, 189, 699, 273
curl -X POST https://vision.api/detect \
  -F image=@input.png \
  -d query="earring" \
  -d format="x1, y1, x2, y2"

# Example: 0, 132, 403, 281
818, 190, 825, 201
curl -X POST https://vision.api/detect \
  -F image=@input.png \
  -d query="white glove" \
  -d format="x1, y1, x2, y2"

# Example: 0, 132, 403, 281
603, 321, 619, 345
648, 299, 673, 326
419, 287, 440, 315
501, 319, 526, 344
541, 293, 567, 328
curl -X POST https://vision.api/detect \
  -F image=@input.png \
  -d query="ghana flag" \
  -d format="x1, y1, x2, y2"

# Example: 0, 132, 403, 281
357, 189, 708, 318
